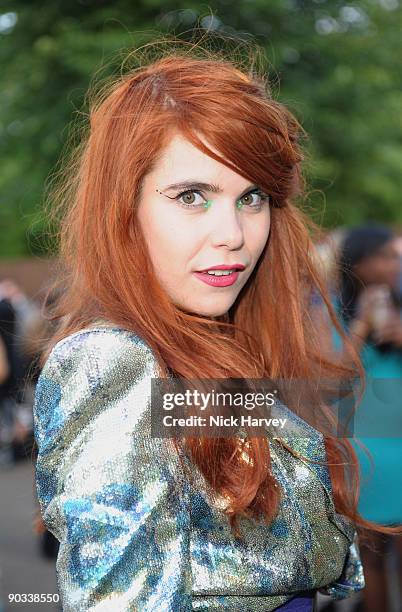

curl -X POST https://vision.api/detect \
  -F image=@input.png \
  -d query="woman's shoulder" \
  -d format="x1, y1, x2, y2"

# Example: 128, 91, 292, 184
47, 318, 151, 352
39, 320, 157, 386
33, 321, 165, 457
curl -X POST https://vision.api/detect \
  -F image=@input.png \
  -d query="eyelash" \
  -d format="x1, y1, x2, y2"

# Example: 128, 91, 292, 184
174, 189, 271, 210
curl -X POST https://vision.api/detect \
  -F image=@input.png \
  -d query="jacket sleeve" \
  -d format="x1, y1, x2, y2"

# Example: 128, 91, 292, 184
319, 530, 365, 600
33, 328, 192, 611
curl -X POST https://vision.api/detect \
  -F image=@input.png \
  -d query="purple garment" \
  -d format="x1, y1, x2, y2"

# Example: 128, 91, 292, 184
275, 590, 315, 611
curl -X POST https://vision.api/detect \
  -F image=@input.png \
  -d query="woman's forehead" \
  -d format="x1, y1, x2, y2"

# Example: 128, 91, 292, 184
146, 133, 250, 192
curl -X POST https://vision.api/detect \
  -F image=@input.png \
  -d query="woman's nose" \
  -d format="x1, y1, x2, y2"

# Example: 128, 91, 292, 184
208, 201, 245, 250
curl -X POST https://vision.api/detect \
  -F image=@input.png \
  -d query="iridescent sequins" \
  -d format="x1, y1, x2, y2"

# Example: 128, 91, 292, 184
33, 324, 365, 610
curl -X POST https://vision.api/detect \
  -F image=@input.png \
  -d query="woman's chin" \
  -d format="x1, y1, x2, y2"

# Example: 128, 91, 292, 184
177, 300, 234, 319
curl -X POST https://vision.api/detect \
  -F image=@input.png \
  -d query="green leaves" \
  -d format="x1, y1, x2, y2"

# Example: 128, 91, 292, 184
1, 0, 401, 258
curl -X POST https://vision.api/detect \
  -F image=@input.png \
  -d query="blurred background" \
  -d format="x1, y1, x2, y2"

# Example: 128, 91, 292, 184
1, 1, 402, 610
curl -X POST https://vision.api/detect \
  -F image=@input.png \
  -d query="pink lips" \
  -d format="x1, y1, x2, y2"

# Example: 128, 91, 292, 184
193, 264, 245, 288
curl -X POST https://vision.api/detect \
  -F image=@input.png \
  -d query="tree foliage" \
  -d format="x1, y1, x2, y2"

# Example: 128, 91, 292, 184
0, 0, 401, 258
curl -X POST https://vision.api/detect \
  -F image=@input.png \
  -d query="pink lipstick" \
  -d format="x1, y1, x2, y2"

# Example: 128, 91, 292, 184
193, 264, 245, 288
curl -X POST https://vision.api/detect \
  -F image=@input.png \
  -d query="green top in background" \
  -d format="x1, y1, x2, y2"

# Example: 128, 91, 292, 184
331, 297, 402, 525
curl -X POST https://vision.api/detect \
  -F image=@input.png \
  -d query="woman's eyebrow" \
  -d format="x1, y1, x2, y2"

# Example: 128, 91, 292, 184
162, 181, 258, 196
163, 181, 223, 193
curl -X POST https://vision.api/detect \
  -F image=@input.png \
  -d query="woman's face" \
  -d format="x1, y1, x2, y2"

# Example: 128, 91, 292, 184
137, 133, 271, 317
354, 238, 401, 289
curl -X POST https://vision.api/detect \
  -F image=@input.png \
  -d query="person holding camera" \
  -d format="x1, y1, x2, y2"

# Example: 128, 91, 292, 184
332, 223, 402, 612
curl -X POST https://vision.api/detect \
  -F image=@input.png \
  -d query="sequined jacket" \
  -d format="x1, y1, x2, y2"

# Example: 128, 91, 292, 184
33, 323, 365, 611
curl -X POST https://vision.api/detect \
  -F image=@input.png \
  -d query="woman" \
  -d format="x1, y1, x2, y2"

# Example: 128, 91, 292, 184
32, 46, 400, 611
0, 293, 17, 464
332, 224, 402, 612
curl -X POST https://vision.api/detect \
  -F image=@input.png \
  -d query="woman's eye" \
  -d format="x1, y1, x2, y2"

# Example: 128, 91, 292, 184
173, 188, 270, 210
238, 191, 270, 209
176, 190, 206, 208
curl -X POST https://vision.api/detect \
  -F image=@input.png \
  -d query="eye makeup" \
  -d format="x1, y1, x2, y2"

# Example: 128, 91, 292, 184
156, 185, 270, 211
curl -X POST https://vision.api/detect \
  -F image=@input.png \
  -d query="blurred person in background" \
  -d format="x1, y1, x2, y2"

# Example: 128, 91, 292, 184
0, 287, 18, 464
329, 223, 402, 612
393, 232, 402, 300
0, 279, 41, 396
0, 334, 10, 387
0, 279, 40, 460
0, 331, 11, 460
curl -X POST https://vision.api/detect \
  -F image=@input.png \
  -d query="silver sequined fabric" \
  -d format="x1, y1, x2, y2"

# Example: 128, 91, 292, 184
33, 323, 365, 611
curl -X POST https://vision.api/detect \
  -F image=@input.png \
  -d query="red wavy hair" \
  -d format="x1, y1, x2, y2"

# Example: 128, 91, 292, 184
40, 43, 402, 540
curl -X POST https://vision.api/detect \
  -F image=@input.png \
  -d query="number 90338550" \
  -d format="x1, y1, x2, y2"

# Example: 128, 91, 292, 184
8, 593, 60, 603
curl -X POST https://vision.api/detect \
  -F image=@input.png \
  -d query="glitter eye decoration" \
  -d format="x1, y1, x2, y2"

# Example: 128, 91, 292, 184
177, 191, 211, 209
236, 190, 270, 211
156, 187, 270, 211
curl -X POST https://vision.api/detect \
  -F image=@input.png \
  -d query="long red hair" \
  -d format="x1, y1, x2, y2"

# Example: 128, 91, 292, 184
40, 43, 402, 540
